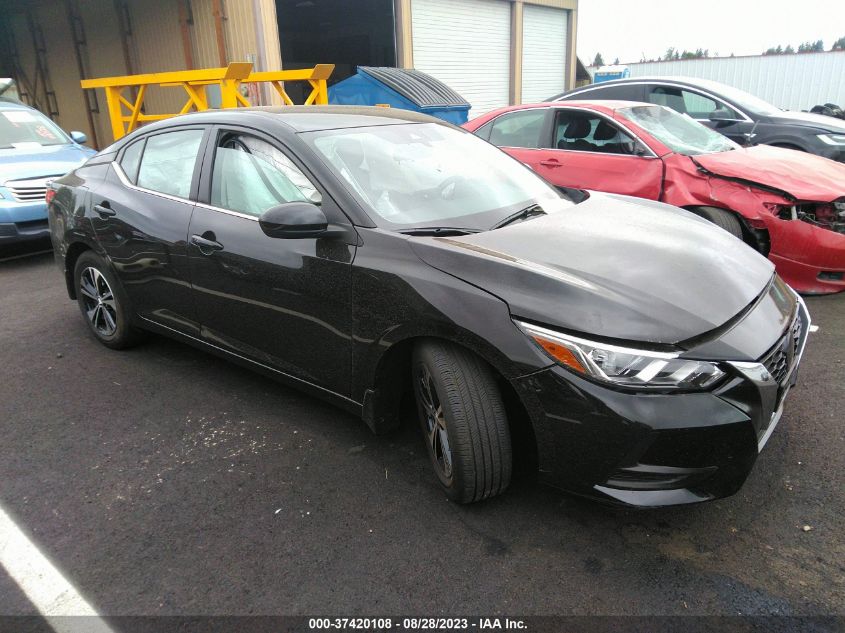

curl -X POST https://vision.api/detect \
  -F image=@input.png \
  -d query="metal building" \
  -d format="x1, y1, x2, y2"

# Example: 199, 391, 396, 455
621, 50, 845, 112
0, 0, 578, 148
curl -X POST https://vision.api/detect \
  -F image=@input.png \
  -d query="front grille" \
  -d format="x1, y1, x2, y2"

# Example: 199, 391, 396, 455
5, 176, 56, 203
761, 317, 802, 386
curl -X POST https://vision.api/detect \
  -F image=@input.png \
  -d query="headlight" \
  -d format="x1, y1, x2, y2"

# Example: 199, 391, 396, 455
517, 321, 725, 390
816, 134, 845, 146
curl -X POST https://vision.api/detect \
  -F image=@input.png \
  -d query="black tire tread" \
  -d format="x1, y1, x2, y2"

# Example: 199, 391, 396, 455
693, 206, 744, 239
415, 340, 512, 503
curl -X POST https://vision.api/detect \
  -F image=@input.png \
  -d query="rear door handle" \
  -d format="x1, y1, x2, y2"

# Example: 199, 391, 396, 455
190, 234, 224, 254
539, 159, 562, 168
93, 202, 115, 217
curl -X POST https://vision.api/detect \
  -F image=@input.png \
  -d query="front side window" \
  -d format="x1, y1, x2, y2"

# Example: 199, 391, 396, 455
210, 133, 319, 218
550, 111, 639, 155
648, 86, 742, 120
0, 107, 71, 148
136, 129, 204, 198
485, 110, 546, 149
304, 122, 570, 230
621, 105, 739, 155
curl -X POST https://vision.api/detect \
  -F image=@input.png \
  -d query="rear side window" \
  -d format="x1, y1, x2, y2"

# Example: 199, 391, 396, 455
137, 129, 204, 198
119, 139, 144, 183
486, 110, 546, 149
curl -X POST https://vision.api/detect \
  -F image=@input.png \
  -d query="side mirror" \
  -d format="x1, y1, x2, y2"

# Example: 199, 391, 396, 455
708, 109, 740, 123
259, 202, 328, 239
69, 131, 88, 144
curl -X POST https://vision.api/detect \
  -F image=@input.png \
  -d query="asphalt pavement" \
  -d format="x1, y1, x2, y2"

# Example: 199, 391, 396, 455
0, 244, 843, 618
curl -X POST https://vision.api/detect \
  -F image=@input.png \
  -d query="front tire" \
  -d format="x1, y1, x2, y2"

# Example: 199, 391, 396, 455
74, 251, 141, 349
412, 340, 512, 503
691, 206, 744, 240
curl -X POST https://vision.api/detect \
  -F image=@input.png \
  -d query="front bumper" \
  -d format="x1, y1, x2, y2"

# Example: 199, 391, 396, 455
0, 199, 50, 245
513, 299, 811, 507
759, 205, 845, 295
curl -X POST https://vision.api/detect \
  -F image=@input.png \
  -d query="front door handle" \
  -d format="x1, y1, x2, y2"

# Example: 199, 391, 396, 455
93, 202, 115, 217
190, 233, 224, 254
539, 159, 562, 168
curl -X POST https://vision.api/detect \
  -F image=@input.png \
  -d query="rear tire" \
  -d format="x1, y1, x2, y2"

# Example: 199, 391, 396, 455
412, 340, 512, 503
691, 206, 744, 240
74, 251, 142, 349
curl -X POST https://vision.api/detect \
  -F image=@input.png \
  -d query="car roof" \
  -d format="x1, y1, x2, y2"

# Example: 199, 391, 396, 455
478, 100, 652, 118
137, 105, 447, 134
571, 76, 730, 92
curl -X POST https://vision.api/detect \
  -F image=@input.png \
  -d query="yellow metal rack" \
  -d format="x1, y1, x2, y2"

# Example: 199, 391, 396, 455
80, 62, 335, 141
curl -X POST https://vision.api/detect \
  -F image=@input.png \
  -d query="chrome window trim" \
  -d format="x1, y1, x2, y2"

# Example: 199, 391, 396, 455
112, 162, 193, 205
556, 81, 754, 123
194, 201, 260, 222
113, 161, 260, 222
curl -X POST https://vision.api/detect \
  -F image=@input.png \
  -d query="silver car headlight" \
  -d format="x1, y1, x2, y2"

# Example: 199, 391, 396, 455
517, 321, 725, 390
816, 134, 845, 146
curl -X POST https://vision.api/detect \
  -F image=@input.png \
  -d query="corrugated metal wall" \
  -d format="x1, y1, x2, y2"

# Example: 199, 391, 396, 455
625, 52, 845, 111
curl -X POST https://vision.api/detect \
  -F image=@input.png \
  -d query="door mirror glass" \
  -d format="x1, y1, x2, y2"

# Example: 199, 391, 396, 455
259, 202, 328, 239
69, 130, 88, 144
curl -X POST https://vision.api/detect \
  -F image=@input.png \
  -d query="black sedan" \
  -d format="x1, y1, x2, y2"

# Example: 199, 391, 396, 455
551, 77, 845, 162
48, 106, 810, 507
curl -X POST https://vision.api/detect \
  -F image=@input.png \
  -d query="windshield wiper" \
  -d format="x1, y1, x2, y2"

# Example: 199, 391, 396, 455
397, 226, 481, 236
490, 204, 546, 230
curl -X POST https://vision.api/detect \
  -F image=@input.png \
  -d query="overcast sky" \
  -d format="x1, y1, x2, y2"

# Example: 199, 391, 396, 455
577, 0, 845, 65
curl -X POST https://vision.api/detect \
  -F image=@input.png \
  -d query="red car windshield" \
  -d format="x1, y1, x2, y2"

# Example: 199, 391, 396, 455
621, 105, 739, 156
0, 108, 70, 148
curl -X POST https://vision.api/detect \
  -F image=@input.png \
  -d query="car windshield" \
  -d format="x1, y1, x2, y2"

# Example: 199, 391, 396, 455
0, 107, 71, 148
303, 122, 571, 231
620, 105, 739, 155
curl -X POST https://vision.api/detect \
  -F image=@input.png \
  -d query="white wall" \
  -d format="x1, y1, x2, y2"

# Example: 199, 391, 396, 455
623, 51, 845, 111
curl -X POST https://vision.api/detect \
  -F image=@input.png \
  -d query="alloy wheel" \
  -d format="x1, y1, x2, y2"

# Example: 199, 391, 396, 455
418, 365, 453, 481
79, 267, 118, 337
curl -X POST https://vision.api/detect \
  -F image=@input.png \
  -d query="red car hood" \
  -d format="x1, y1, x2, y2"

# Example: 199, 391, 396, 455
691, 145, 845, 202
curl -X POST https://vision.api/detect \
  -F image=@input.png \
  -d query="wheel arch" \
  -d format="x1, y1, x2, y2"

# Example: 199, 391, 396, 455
63, 240, 96, 300
361, 330, 538, 474
683, 204, 771, 256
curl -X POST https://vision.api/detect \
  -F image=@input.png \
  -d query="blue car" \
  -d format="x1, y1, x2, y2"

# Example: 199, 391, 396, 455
1, 101, 95, 246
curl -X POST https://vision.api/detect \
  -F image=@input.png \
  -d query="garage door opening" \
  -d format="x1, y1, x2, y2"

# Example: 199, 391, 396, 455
275, 0, 395, 101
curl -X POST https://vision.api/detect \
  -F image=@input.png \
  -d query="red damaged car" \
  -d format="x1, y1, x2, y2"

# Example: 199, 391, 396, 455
465, 101, 845, 294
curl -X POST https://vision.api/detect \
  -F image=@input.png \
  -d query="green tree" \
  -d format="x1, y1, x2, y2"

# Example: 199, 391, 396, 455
832, 36, 845, 51
593, 52, 604, 66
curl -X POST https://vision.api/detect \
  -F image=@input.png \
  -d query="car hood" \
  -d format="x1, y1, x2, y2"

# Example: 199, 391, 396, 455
691, 144, 845, 201
0, 144, 94, 184
410, 193, 774, 346
766, 110, 845, 133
